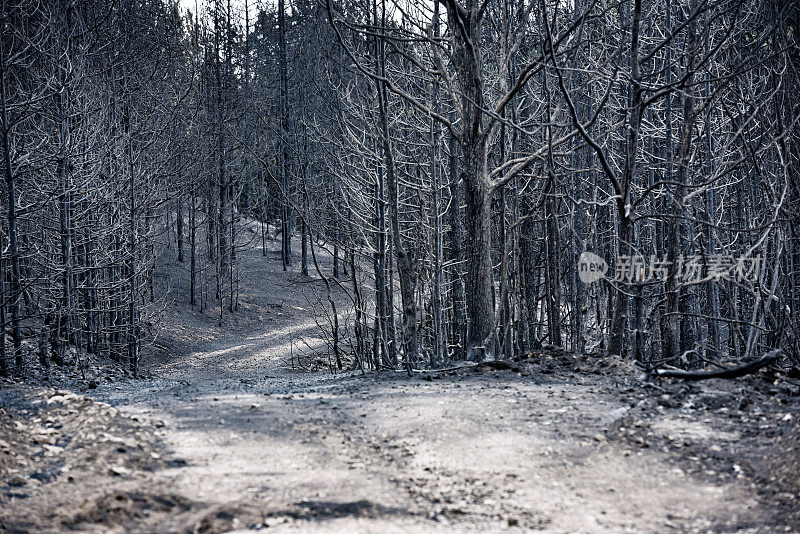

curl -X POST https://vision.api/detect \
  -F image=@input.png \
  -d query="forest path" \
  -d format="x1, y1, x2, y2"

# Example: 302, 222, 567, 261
82, 235, 776, 533
93, 332, 774, 533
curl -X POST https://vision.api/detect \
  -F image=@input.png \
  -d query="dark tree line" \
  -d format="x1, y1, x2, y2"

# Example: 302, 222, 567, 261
1, 0, 798, 377
323, 0, 799, 371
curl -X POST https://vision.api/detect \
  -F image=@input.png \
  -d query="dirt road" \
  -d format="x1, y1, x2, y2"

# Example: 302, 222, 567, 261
2, 238, 795, 533
80, 324, 786, 533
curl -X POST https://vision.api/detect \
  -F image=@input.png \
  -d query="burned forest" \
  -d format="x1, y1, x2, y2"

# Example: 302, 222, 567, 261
1, 0, 799, 531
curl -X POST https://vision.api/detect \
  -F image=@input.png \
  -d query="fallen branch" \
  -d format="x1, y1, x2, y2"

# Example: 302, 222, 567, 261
648, 349, 782, 381
409, 360, 517, 374
409, 362, 479, 374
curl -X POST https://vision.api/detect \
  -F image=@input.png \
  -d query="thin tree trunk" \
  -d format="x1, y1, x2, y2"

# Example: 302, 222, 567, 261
665, 0, 700, 363
127, 106, 138, 377
190, 185, 197, 305
279, 0, 291, 270
177, 192, 184, 263
447, 130, 466, 360
608, 0, 643, 356
1, 28, 22, 364
376, 0, 417, 369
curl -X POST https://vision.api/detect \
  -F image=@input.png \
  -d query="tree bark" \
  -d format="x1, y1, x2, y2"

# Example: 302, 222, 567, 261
447, 129, 466, 360
608, 0, 643, 357
279, 0, 291, 270
444, 0, 495, 361
1, 27, 22, 365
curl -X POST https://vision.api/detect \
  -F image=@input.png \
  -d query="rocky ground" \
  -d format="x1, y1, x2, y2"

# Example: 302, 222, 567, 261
1, 234, 799, 533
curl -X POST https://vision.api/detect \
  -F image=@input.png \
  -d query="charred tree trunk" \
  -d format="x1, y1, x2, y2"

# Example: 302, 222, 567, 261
447, 129, 466, 360
445, 0, 495, 361
279, 0, 291, 270
1, 28, 22, 365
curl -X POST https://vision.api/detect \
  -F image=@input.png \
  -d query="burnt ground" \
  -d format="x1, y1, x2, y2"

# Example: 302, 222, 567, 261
1, 231, 799, 533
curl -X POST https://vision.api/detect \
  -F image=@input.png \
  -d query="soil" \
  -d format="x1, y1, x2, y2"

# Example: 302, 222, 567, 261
1, 232, 799, 533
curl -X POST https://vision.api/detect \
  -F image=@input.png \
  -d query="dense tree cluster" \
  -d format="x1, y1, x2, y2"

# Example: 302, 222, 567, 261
320, 0, 800, 370
1, 0, 798, 377
1, 0, 191, 375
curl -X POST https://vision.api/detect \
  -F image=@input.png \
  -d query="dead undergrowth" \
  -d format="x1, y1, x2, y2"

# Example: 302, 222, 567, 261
0, 387, 191, 532
2, 348, 799, 532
